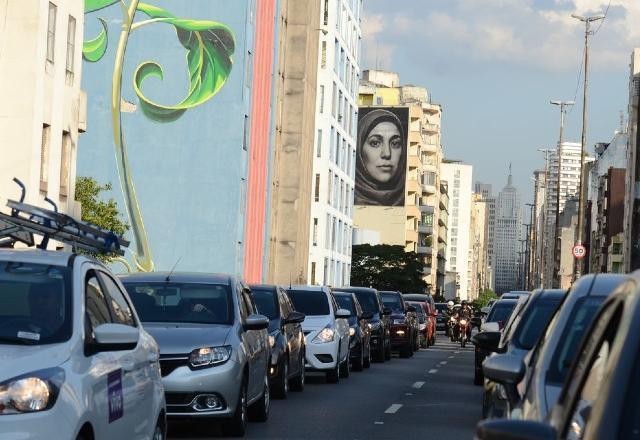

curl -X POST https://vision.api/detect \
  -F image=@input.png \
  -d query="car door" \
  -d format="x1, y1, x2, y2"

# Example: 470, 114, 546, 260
241, 286, 267, 400
98, 271, 157, 439
331, 293, 349, 361
278, 288, 299, 374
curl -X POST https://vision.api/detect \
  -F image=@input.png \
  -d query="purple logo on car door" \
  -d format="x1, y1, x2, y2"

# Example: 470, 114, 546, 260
108, 369, 124, 423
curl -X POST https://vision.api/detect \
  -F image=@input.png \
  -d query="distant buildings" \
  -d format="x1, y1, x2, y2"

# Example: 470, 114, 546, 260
494, 170, 523, 293
624, 48, 640, 272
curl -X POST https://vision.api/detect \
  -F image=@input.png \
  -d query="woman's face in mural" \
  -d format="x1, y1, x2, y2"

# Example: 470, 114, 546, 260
362, 121, 402, 184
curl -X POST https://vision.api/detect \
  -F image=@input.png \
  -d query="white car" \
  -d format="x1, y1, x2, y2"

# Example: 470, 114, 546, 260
0, 250, 166, 440
285, 286, 350, 383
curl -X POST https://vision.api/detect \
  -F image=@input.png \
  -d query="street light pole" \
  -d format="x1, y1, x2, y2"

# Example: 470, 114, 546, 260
571, 13, 604, 281
525, 203, 535, 289
550, 100, 574, 288
537, 148, 552, 288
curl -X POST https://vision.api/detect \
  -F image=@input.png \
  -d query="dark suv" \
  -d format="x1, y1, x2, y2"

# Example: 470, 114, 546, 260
380, 291, 417, 357
334, 287, 391, 362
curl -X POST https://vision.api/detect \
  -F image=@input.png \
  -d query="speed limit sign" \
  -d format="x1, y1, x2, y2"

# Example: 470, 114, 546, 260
572, 244, 587, 259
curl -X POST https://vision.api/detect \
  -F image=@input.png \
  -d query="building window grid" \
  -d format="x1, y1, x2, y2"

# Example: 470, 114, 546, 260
46, 2, 57, 63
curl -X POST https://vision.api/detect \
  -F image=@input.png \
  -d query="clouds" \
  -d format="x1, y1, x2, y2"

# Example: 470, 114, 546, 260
361, 0, 640, 73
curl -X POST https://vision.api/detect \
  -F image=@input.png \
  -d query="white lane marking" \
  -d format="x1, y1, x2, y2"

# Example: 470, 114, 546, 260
440, 361, 448, 365
454, 351, 460, 354
385, 404, 403, 414
428, 369, 438, 374
448, 356, 454, 359
405, 392, 414, 396
412, 381, 425, 389
374, 421, 384, 425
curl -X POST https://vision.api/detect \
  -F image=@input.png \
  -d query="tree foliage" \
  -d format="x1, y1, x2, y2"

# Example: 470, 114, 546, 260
74, 177, 129, 262
472, 288, 498, 308
350, 244, 428, 293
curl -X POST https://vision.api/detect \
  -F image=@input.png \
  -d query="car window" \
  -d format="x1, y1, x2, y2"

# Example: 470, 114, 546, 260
99, 273, 136, 327
243, 289, 258, 315
252, 288, 279, 320
122, 282, 234, 325
547, 296, 605, 384
486, 302, 515, 323
381, 294, 404, 313
86, 273, 112, 334
277, 290, 290, 317
287, 289, 330, 316
335, 295, 356, 315
513, 298, 562, 350
347, 291, 379, 314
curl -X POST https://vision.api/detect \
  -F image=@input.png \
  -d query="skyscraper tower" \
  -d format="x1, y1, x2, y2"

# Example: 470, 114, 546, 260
494, 167, 523, 293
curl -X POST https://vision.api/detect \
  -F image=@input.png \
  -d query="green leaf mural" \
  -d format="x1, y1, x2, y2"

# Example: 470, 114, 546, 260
82, 17, 108, 62
82, 0, 236, 272
132, 3, 235, 122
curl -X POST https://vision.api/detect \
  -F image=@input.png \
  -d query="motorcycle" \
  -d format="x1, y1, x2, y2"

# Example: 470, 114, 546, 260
459, 318, 469, 348
449, 317, 458, 342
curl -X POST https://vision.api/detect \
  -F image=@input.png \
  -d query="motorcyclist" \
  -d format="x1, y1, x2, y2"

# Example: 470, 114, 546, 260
455, 300, 473, 339
444, 301, 455, 336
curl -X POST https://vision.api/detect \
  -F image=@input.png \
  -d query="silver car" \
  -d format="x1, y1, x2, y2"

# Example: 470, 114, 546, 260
120, 272, 270, 437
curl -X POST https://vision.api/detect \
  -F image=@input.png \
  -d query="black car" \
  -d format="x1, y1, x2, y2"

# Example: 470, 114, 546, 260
333, 291, 373, 371
435, 303, 448, 331
250, 284, 306, 399
380, 291, 417, 357
477, 273, 640, 440
334, 287, 391, 362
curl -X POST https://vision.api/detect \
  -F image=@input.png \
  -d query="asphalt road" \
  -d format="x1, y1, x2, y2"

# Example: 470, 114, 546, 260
169, 333, 482, 440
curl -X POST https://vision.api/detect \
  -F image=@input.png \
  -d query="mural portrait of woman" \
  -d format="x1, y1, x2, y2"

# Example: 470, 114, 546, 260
355, 107, 408, 206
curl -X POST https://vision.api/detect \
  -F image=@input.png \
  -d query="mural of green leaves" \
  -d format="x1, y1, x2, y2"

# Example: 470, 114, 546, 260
83, 0, 236, 271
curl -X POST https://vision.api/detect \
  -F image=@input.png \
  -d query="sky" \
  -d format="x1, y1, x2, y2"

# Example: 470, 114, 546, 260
360, 0, 640, 202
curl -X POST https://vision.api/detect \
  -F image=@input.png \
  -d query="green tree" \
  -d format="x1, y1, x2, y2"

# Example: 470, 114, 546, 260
472, 288, 498, 309
350, 244, 428, 293
74, 177, 129, 262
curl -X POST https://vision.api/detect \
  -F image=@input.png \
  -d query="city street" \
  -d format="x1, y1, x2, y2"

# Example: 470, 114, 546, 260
169, 335, 481, 440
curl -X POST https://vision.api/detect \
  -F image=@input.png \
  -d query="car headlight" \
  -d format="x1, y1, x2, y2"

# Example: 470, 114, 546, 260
0, 368, 64, 415
349, 327, 356, 337
189, 346, 232, 368
312, 327, 335, 343
393, 318, 406, 325
268, 335, 276, 348
419, 324, 426, 330
368, 321, 382, 332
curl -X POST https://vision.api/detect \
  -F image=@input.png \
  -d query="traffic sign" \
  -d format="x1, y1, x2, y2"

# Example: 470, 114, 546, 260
572, 244, 587, 259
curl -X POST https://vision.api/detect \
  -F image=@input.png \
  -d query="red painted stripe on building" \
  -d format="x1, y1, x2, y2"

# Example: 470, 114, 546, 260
244, 0, 276, 283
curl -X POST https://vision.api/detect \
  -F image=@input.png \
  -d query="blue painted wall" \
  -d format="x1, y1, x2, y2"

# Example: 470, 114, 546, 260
79, 1, 254, 274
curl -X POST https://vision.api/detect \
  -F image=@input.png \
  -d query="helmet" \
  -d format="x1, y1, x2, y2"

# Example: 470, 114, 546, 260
447, 301, 454, 308
462, 300, 468, 306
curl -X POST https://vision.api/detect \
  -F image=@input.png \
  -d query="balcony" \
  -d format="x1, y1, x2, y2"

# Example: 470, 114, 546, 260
417, 246, 433, 255
419, 204, 435, 214
409, 131, 422, 144
424, 123, 439, 133
423, 266, 432, 276
439, 192, 449, 210
406, 229, 419, 244
418, 223, 433, 234
423, 103, 440, 114
422, 183, 437, 194
406, 204, 421, 219
407, 178, 420, 193
439, 211, 448, 226
408, 154, 421, 169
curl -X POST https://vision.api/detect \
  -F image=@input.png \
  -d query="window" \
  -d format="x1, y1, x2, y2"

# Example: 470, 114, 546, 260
46, 2, 57, 63
59, 132, 71, 197
99, 273, 135, 326
328, 170, 333, 204
316, 129, 323, 157
332, 82, 337, 116
612, 242, 622, 255
313, 218, 318, 246
323, 0, 329, 25
243, 115, 249, 150
40, 124, 50, 192
314, 173, 320, 202
321, 41, 327, 68
311, 262, 317, 284
319, 85, 325, 113
85, 274, 112, 337
65, 16, 76, 75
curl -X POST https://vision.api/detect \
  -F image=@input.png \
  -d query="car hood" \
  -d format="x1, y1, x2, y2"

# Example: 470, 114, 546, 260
301, 315, 332, 331
389, 313, 406, 321
143, 323, 233, 355
0, 343, 71, 382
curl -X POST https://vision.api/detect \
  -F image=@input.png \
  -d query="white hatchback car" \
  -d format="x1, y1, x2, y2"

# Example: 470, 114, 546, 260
285, 286, 350, 383
0, 250, 166, 440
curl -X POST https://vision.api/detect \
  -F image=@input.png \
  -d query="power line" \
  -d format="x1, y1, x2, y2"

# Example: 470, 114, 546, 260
568, 46, 585, 116
593, 0, 612, 34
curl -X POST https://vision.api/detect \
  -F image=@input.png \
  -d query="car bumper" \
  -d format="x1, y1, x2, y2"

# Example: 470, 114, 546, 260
0, 408, 77, 440
390, 325, 410, 347
162, 359, 243, 418
305, 338, 340, 371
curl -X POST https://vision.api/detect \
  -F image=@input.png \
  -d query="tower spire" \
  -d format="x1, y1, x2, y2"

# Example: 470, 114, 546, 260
507, 163, 513, 186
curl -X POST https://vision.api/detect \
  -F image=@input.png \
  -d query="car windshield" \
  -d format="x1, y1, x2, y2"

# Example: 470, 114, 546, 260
251, 289, 279, 320
435, 303, 447, 313
352, 291, 380, 314
123, 282, 234, 325
0, 261, 72, 345
547, 296, 605, 384
287, 290, 329, 316
381, 294, 404, 313
409, 303, 426, 323
513, 298, 562, 350
487, 302, 516, 323
335, 295, 356, 315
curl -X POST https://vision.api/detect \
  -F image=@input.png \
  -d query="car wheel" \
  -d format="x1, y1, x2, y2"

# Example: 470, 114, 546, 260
339, 348, 350, 378
222, 380, 248, 437
376, 340, 386, 363
290, 352, 305, 392
384, 338, 392, 361
363, 341, 371, 368
248, 374, 270, 422
272, 356, 288, 399
326, 359, 340, 383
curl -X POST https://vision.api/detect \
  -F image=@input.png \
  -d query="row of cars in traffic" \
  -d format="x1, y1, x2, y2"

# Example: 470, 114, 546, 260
0, 248, 442, 439
471, 273, 640, 440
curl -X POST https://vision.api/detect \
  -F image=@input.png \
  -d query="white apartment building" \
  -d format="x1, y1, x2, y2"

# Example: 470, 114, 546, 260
308, 0, 362, 286
495, 171, 523, 293
0, 0, 85, 216
475, 182, 496, 290
441, 161, 473, 300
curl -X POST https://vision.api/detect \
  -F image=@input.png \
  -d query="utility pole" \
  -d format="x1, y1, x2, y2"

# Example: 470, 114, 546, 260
522, 224, 532, 289
537, 148, 552, 288
550, 100, 574, 288
571, 13, 604, 281
525, 203, 535, 289
518, 239, 527, 290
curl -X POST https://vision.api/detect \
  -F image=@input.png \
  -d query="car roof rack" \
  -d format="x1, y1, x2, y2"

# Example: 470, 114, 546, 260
0, 178, 129, 256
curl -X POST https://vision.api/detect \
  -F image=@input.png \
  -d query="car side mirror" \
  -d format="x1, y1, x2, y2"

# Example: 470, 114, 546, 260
360, 311, 374, 320
471, 317, 482, 328
476, 419, 556, 440
284, 311, 305, 324
244, 314, 269, 331
471, 331, 501, 352
482, 354, 525, 385
335, 308, 351, 319
93, 323, 139, 351
406, 305, 417, 313
382, 307, 392, 316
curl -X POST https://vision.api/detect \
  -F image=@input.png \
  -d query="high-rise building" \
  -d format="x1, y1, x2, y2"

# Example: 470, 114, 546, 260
494, 170, 523, 293
469, 193, 488, 299
438, 182, 450, 296
356, 70, 446, 294
624, 48, 640, 272
475, 182, 496, 290
441, 161, 473, 300
530, 169, 547, 288
1, 0, 86, 217
306, 0, 363, 286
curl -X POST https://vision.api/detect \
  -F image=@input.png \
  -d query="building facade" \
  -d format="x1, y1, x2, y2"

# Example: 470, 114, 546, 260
624, 48, 640, 272
475, 182, 496, 290
530, 169, 547, 288
441, 161, 473, 300
1, 0, 86, 217
469, 193, 488, 299
494, 171, 523, 293
308, 0, 363, 286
